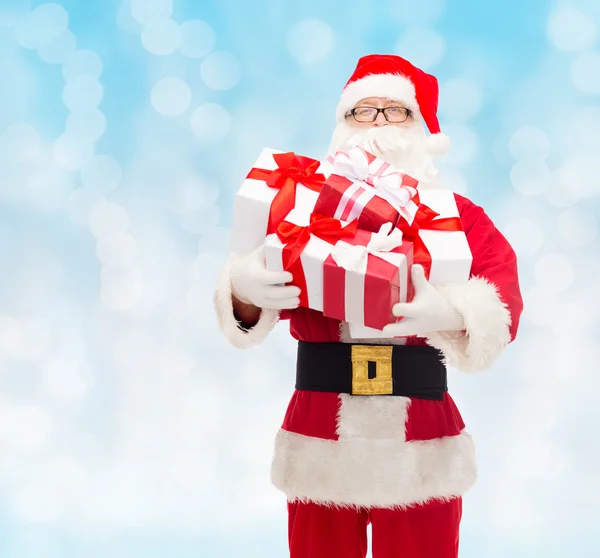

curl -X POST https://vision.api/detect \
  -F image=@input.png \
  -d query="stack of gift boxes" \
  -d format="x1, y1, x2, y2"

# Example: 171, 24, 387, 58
231, 146, 473, 338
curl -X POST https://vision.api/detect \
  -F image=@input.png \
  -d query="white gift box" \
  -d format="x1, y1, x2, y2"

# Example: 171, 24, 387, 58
263, 187, 333, 312
416, 188, 473, 286
230, 147, 323, 255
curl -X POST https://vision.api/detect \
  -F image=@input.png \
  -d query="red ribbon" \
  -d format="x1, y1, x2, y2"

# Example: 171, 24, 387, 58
246, 152, 326, 234
276, 214, 358, 306
398, 201, 464, 278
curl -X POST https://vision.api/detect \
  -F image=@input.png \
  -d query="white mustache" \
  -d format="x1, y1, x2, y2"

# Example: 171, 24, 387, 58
363, 127, 413, 157
335, 124, 421, 157
328, 121, 440, 185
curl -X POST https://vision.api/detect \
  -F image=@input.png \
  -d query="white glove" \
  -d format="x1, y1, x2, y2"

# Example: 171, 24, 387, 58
382, 265, 465, 337
230, 246, 301, 310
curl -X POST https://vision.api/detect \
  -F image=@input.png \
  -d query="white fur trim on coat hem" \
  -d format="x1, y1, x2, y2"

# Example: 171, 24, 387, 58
336, 73, 419, 123
213, 253, 280, 349
270, 429, 477, 509
426, 276, 512, 373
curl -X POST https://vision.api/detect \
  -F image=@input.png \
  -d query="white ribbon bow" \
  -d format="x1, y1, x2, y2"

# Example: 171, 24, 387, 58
330, 146, 418, 209
374, 172, 417, 208
331, 222, 403, 274
330, 146, 373, 183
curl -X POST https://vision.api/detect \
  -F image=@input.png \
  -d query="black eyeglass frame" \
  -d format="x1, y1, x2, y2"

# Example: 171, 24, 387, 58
346, 106, 412, 123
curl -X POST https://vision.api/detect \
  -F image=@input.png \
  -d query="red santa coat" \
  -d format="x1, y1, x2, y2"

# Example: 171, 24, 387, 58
215, 193, 523, 509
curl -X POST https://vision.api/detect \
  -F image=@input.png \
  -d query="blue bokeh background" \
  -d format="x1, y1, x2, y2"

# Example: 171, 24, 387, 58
1, 0, 599, 556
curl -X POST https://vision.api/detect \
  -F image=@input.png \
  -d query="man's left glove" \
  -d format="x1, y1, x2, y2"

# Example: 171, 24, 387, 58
382, 264, 466, 338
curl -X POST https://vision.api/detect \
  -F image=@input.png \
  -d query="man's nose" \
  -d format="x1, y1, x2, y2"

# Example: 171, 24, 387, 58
372, 110, 387, 127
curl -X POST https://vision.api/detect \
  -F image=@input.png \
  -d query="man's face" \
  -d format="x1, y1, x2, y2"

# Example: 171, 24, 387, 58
328, 96, 438, 184
346, 97, 415, 129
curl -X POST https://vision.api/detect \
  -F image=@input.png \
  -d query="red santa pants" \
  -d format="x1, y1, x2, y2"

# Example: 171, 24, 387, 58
287, 497, 462, 558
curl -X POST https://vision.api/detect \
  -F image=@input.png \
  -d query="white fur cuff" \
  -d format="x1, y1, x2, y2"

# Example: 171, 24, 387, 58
426, 277, 512, 373
213, 253, 280, 349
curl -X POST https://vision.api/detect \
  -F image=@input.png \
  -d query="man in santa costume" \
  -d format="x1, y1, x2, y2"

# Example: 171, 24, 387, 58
214, 54, 523, 558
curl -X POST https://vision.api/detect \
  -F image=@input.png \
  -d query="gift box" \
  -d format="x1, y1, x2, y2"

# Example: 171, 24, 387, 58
322, 223, 414, 330
230, 148, 326, 254
348, 188, 473, 339
314, 146, 420, 234
264, 188, 358, 312
400, 188, 472, 285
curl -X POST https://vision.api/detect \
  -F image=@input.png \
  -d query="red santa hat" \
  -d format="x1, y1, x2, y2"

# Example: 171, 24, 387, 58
336, 54, 450, 156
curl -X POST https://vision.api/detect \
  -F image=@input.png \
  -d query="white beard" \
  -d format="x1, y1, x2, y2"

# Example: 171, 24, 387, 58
327, 121, 441, 186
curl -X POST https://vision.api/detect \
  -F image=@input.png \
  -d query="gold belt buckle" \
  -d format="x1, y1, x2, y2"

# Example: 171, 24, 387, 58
351, 345, 393, 395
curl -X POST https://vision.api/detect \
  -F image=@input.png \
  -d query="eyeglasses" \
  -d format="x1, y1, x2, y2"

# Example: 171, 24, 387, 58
347, 106, 412, 123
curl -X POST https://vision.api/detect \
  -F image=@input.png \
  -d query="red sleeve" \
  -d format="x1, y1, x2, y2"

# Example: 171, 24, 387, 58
456, 194, 523, 342
424, 193, 523, 372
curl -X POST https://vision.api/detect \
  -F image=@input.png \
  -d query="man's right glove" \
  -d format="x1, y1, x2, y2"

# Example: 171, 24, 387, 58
230, 245, 301, 310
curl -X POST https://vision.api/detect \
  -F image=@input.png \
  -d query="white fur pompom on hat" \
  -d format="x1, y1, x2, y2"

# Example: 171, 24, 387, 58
425, 132, 451, 157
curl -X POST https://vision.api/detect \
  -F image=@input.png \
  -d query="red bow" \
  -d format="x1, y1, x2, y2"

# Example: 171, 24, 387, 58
398, 202, 464, 278
275, 214, 358, 307
277, 213, 358, 270
247, 152, 326, 234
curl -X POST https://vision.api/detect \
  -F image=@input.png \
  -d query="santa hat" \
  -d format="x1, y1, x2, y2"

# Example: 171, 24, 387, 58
336, 54, 450, 156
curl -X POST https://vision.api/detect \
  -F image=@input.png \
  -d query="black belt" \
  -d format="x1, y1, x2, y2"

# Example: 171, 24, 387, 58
296, 341, 447, 400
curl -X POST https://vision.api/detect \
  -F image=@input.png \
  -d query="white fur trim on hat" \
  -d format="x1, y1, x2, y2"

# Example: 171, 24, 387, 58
336, 73, 419, 123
